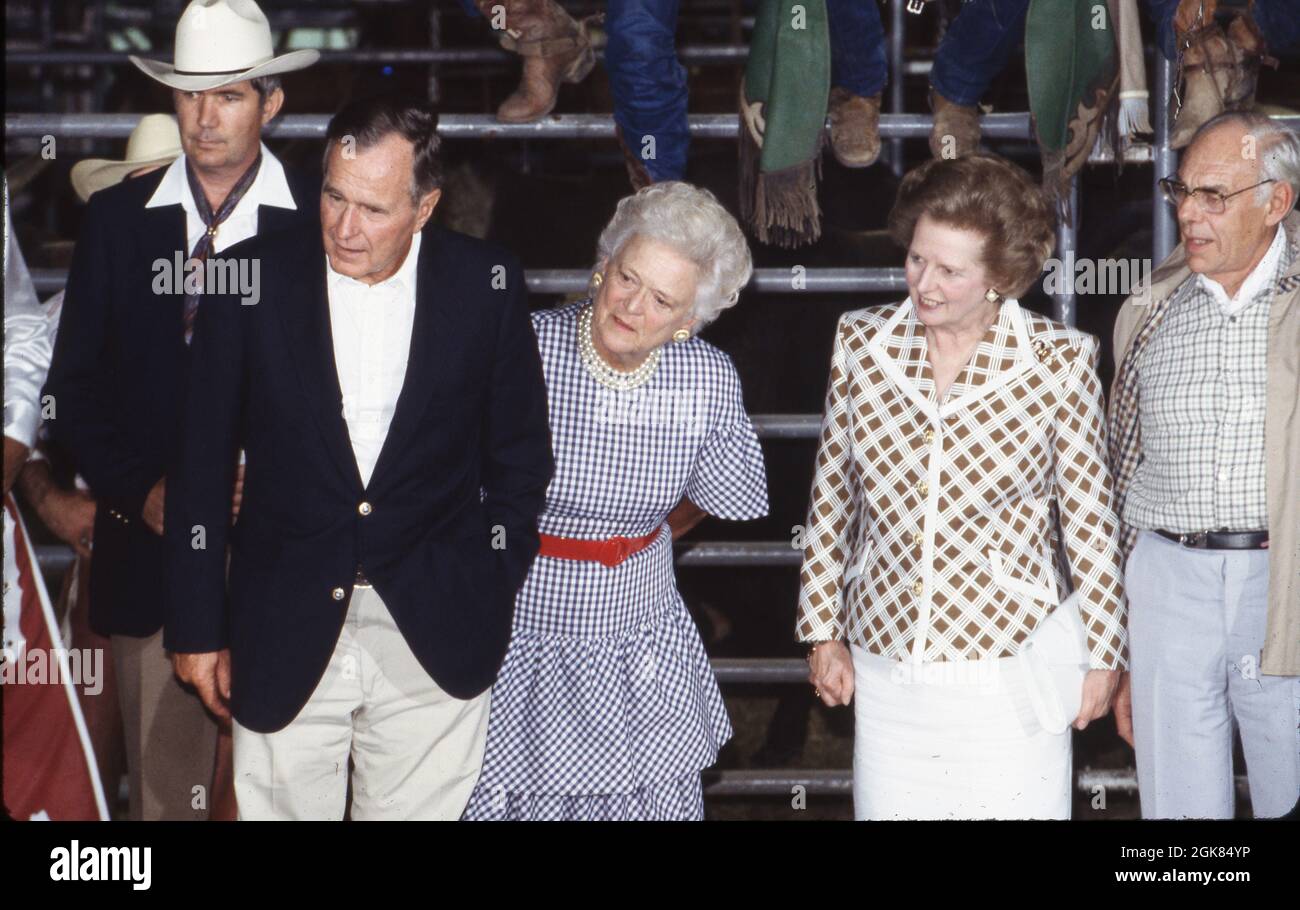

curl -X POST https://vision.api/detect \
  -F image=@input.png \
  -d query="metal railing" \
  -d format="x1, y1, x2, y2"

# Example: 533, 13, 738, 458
5, 111, 1084, 331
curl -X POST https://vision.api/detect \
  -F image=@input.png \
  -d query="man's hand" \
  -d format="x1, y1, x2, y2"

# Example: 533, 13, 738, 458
1113, 670, 1134, 747
142, 477, 165, 535
16, 459, 96, 558
3, 436, 30, 496
172, 650, 232, 722
1073, 668, 1121, 730
37, 486, 97, 559
807, 640, 855, 706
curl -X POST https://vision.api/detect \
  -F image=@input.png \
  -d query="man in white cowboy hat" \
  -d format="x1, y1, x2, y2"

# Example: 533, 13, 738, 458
44, 0, 319, 821
70, 114, 183, 203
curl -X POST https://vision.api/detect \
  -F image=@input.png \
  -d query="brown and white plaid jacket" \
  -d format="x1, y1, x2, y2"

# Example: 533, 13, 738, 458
796, 299, 1128, 669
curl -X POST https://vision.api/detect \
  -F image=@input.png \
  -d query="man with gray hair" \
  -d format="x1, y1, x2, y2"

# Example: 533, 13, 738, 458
166, 95, 553, 820
1108, 111, 1300, 818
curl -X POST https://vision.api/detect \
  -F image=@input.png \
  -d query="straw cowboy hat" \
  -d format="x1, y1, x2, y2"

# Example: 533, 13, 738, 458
129, 0, 319, 93
69, 114, 184, 202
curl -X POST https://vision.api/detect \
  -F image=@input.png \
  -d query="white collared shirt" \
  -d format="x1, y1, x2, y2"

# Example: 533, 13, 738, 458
325, 231, 422, 488
1197, 223, 1285, 316
144, 142, 297, 255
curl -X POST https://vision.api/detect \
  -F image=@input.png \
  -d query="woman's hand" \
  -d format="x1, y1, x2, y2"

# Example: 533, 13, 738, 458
666, 497, 706, 541
1073, 668, 1121, 730
807, 640, 854, 707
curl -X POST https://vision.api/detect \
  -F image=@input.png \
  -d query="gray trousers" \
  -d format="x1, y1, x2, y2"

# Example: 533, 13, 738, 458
1127, 530, 1300, 818
111, 629, 218, 820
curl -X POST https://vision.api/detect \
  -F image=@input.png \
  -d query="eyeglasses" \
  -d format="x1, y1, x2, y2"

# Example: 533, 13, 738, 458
1159, 177, 1275, 214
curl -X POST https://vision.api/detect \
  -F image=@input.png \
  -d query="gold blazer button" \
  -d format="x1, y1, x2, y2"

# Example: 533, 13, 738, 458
911, 580, 924, 596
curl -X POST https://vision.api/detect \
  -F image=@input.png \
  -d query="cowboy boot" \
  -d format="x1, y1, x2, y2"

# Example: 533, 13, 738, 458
1169, 13, 1272, 148
474, 0, 599, 123
928, 89, 981, 160
827, 87, 881, 168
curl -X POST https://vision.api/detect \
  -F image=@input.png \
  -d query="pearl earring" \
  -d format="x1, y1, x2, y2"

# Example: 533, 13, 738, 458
985, 288, 1003, 304
673, 328, 690, 343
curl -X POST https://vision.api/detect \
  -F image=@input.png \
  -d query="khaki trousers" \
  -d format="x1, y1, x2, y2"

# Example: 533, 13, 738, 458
233, 586, 491, 820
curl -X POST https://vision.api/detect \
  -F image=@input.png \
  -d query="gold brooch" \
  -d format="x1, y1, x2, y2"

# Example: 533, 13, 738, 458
1032, 339, 1057, 365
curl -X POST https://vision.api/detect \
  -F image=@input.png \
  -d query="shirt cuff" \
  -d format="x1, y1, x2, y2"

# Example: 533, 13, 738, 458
4, 399, 40, 450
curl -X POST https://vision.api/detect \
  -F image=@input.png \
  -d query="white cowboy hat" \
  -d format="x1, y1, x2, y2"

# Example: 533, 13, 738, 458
70, 114, 184, 202
129, 0, 319, 93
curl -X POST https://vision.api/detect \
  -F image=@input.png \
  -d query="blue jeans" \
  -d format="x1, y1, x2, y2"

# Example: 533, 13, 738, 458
604, 0, 689, 182
1146, 0, 1300, 60
826, 0, 888, 97
930, 0, 1031, 106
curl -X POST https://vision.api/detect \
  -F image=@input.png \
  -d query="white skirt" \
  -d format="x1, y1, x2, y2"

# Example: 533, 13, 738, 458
850, 644, 1072, 820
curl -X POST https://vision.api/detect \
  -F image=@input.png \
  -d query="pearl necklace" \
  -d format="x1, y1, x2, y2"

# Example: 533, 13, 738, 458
577, 302, 661, 391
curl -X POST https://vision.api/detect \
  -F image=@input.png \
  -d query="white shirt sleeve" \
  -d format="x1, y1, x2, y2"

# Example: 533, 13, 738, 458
4, 195, 53, 449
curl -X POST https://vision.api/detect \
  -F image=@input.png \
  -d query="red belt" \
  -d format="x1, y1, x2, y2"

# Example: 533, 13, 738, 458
538, 528, 662, 568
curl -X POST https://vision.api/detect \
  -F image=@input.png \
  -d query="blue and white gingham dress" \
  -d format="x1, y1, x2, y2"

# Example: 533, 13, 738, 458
462, 301, 769, 820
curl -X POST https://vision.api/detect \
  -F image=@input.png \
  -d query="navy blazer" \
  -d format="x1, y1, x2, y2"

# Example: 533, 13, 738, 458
44, 163, 318, 638
164, 220, 554, 733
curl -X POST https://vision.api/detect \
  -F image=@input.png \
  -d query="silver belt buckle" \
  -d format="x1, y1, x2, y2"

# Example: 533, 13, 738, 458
906, 0, 925, 13
1178, 531, 1207, 548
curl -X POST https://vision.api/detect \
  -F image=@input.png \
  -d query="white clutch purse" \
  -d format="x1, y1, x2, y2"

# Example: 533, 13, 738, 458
1015, 591, 1090, 735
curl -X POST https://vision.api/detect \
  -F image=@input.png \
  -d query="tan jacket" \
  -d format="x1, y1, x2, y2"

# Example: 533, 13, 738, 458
1111, 211, 1300, 676
797, 299, 1128, 669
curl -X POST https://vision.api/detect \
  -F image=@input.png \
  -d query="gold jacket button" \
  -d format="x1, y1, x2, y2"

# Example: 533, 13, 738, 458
911, 580, 924, 596
922, 429, 935, 444
911, 531, 923, 546
331, 587, 346, 601
916, 481, 929, 496
358, 501, 373, 516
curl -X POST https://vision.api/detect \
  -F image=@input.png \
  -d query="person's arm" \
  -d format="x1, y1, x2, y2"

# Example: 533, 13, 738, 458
43, 194, 159, 518
479, 257, 553, 593
4, 204, 51, 492
798, 316, 859, 707
1051, 335, 1128, 673
796, 314, 858, 645
16, 457, 96, 559
666, 498, 707, 540
164, 273, 245, 657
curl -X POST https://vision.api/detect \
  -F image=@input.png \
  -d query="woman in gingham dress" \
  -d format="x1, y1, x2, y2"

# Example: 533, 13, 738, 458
463, 182, 768, 821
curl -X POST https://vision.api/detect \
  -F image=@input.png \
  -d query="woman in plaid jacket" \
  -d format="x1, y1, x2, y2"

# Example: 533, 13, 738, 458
796, 155, 1128, 819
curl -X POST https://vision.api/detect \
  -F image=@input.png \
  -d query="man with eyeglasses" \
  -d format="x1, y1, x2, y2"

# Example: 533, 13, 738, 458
1107, 111, 1300, 819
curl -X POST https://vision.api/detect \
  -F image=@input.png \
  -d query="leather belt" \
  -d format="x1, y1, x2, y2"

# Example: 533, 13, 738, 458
354, 566, 373, 588
1154, 529, 1269, 550
538, 528, 662, 568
